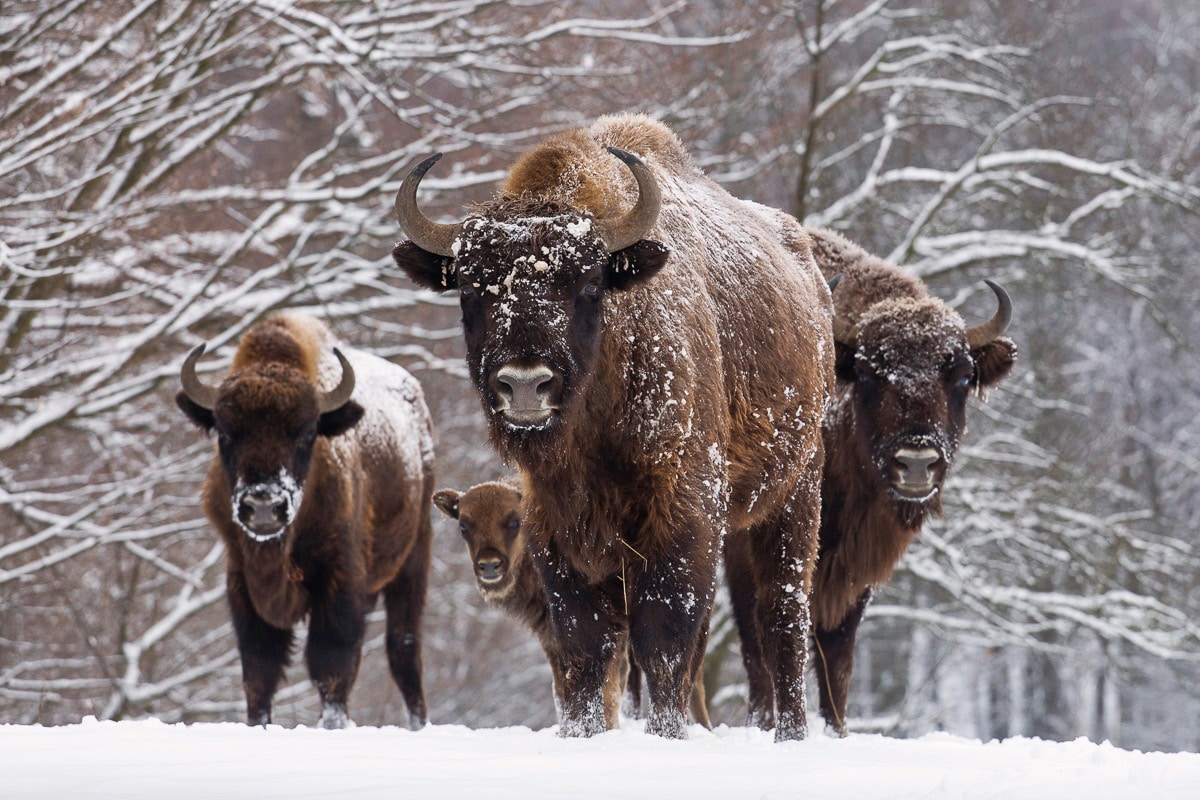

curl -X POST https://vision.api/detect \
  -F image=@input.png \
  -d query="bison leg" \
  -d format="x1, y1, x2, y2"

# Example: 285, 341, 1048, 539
536, 543, 622, 738
226, 571, 293, 726
305, 588, 367, 729
814, 587, 872, 737
542, 643, 568, 723
629, 536, 716, 740
602, 633, 625, 731
624, 643, 708, 726
743, 479, 821, 742
686, 630, 712, 729
723, 532, 776, 729
382, 518, 431, 730
622, 654, 643, 719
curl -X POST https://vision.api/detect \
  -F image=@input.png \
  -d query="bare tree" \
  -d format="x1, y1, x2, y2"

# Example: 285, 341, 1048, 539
0, 0, 733, 726
2, 0, 1197, 749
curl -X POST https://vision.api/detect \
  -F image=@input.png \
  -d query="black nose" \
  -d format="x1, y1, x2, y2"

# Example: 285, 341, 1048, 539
238, 490, 289, 531
494, 365, 556, 411
893, 448, 940, 485
477, 557, 505, 582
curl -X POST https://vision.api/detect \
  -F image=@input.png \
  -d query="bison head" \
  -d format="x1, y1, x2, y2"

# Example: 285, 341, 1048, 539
390, 148, 669, 459
832, 279, 1016, 517
176, 343, 363, 542
432, 482, 525, 599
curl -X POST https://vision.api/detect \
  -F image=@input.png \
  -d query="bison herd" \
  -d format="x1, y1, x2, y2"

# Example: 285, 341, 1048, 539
177, 113, 1015, 740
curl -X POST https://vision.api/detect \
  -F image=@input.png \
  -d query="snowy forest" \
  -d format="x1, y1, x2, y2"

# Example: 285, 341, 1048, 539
1, 0, 1198, 754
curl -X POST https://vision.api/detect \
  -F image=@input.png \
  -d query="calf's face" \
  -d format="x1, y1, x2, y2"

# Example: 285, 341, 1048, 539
432, 483, 525, 598
176, 346, 362, 542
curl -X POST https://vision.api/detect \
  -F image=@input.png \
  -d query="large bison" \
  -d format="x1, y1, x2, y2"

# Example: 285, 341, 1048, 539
175, 313, 435, 729
392, 113, 833, 740
728, 227, 1016, 735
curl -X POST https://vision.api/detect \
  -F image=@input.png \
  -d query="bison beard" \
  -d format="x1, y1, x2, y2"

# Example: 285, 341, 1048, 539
176, 313, 436, 730
393, 114, 833, 741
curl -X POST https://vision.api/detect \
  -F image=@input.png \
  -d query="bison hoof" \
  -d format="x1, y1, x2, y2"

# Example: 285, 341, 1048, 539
558, 714, 606, 738
646, 711, 687, 740
317, 703, 350, 730
747, 708, 775, 731
773, 711, 809, 742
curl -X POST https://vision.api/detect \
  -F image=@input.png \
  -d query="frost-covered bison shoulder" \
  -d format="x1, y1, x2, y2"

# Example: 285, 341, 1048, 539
393, 113, 833, 741
176, 312, 435, 730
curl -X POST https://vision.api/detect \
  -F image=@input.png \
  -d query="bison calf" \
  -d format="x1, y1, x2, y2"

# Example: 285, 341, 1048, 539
176, 313, 435, 729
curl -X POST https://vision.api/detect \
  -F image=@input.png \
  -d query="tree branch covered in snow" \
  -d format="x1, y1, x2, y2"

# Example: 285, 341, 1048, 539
0, 0, 724, 726
1, 0, 1197, 750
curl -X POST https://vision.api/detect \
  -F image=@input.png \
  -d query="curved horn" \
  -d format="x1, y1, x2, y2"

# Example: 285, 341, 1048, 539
180, 343, 219, 411
966, 279, 1012, 349
318, 348, 356, 414
394, 153, 463, 257
595, 146, 662, 253
827, 274, 844, 294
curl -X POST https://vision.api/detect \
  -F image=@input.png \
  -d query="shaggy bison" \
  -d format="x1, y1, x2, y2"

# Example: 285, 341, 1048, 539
392, 113, 832, 740
176, 313, 435, 729
729, 228, 1016, 735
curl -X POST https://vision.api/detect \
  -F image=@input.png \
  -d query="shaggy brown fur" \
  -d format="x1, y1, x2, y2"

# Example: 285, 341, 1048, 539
176, 313, 435, 729
432, 481, 620, 729
394, 113, 833, 741
731, 227, 1017, 735
434, 480, 710, 730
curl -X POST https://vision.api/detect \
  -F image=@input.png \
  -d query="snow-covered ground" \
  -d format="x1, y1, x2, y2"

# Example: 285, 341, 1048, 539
3, 717, 1198, 799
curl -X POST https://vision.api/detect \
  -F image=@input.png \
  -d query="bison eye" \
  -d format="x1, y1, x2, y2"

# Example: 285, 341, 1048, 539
460, 284, 476, 299
506, 517, 520, 533
459, 521, 470, 536
582, 281, 601, 298
948, 368, 972, 391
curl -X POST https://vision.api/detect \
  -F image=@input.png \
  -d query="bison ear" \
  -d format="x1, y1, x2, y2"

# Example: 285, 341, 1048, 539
834, 342, 858, 383
605, 239, 670, 292
432, 489, 461, 519
392, 240, 457, 291
175, 391, 216, 432
971, 336, 1017, 397
317, 400, 365, 438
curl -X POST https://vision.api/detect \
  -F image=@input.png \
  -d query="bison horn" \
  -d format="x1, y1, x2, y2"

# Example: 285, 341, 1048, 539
394, 153, 463, 258
596, 146, 662, 253
318, 348, 356, 413
966, 279, 1012, 349
180, 343, 219, 411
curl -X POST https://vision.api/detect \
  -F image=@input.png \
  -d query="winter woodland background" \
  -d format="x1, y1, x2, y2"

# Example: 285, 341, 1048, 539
2, 0, 1198, 753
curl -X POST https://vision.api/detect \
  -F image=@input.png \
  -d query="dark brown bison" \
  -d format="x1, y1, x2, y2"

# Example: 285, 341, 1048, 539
392, 113, 832, 740
433, 480, 709, 730
728, 227, 1016, 735
175, 313, 435, 729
